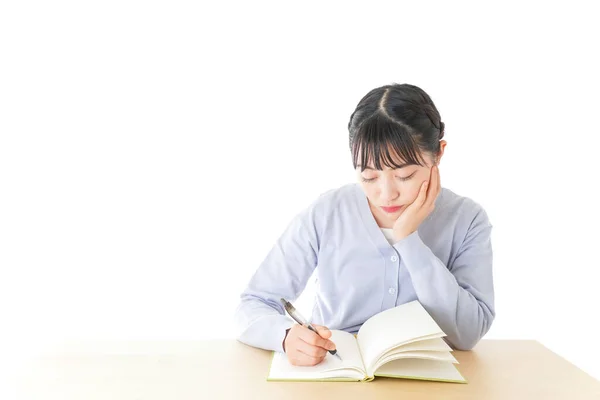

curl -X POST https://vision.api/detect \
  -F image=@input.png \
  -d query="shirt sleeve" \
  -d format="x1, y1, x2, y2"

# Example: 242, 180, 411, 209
393, 206, 495, 350
233, 204, 321, 353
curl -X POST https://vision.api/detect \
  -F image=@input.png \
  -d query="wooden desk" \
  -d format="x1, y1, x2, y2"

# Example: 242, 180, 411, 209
15, 340, 600, 399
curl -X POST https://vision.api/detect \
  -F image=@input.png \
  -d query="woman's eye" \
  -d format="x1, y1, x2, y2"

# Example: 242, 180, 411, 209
362, 172, 416, 183
397, 172, 416, 181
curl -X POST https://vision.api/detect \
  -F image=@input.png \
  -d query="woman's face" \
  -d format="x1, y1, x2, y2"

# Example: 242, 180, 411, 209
356, 143, 445, 228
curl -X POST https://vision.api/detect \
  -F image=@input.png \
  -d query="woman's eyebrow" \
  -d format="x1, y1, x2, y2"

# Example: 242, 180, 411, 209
357, 164, 410, 170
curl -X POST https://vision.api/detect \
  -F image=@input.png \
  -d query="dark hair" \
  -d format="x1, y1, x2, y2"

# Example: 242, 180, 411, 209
348, 83, 445, 171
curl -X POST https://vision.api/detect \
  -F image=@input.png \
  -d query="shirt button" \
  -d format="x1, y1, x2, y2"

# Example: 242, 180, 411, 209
388, 287, 396, 295
391, 255, 398, 262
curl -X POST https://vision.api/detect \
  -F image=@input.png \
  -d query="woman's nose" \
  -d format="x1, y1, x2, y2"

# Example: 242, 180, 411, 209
380, 179, 399, 202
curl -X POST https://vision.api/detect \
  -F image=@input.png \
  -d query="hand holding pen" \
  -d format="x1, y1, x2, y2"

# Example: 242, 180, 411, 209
280, 298, 342, 366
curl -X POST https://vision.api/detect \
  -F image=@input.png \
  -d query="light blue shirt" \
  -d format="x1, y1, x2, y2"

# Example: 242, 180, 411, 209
234, 183, 495, 352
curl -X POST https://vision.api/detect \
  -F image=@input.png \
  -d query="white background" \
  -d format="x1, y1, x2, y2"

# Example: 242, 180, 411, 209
1, 0, 599, 389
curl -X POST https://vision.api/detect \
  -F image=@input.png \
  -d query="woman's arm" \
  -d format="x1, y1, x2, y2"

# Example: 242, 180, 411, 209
234, 205, 320, 353
394, 207, 495, 350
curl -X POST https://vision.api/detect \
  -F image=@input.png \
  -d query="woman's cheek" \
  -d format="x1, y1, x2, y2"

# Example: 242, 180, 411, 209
405, 182, 421, 202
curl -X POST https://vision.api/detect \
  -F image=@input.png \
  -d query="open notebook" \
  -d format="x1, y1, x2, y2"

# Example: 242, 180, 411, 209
268, 300, 466, 383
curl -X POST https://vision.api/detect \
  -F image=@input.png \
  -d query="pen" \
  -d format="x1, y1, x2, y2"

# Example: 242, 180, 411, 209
280, 298, 342, 361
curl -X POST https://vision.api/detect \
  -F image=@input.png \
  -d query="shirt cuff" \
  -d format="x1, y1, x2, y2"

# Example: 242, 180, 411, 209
392, 230, 425, 254
237, 314, 295, 353
392, 230, 456, 286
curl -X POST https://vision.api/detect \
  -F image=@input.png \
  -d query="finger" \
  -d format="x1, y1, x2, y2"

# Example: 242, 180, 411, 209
293, 349, 326, 366
298, 326, 336, 351
413, 180, 429, 208
296, 340, 328, 359
288, 346, 322, 366
425, 165, 439, 207
311, 324, 332, 340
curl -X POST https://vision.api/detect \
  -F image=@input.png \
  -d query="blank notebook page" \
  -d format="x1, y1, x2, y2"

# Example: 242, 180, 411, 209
375, 358, 465, 382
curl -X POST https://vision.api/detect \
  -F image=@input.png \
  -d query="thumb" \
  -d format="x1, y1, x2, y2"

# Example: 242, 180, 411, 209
312, 324, 332, 339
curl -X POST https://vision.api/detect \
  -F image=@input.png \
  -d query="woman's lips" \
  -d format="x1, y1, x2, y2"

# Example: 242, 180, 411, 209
381, 205, 404, 213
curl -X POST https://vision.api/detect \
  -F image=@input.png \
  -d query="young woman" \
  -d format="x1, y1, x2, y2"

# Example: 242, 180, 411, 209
234, 83, 494, 366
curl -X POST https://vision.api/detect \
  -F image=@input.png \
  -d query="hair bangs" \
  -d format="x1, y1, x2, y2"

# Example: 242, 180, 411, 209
351, 114, 427, 171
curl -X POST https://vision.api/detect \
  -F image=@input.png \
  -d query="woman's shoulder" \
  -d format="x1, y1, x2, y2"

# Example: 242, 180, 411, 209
310, 182, 363, 214
313, 182, 359, 205
437, 187, 492, 226
300, 183, 359, 221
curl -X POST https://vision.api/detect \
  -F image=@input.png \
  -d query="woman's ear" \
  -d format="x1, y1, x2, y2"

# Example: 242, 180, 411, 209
436, 140, 447, 165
